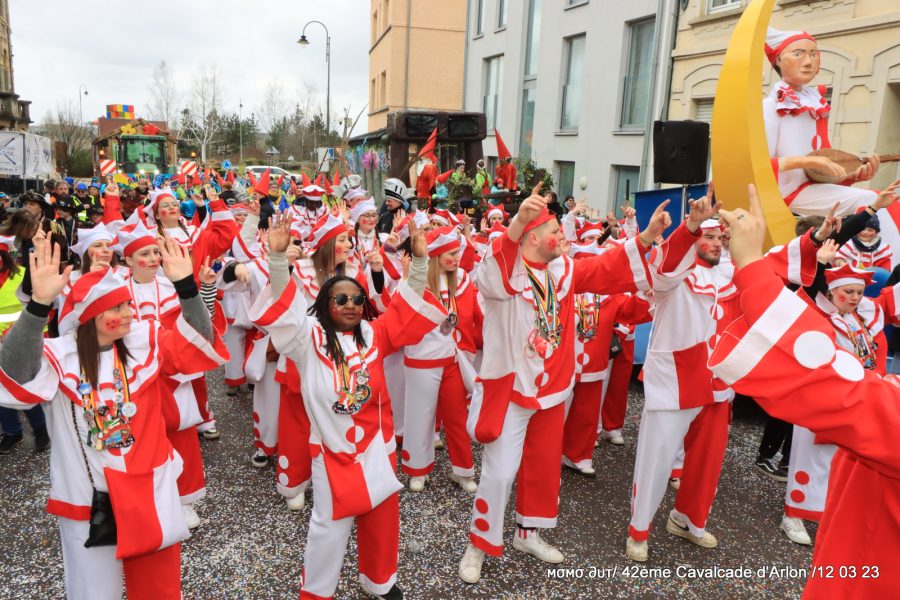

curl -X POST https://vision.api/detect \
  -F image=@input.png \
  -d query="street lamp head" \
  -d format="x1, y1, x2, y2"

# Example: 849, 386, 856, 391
297, 35, 310, 45
83, 89, 89, 96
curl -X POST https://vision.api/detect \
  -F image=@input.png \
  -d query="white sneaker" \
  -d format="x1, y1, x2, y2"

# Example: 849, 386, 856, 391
666, 512, 717, 548
251, 449, 269, 468
286, 494, 305, 511
601, 429, 625, 445
450, 473, 478, 493
201, 427, 220, 440
512, 530, 564, 564
182, 503, 201, 529
668, 477, 681, 490
625, 536, 648, 562
409, 476, 426, 492
781, 515, 812, 545
458, 543, 485, 584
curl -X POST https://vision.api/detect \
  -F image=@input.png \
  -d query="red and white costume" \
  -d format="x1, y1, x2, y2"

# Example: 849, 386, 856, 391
762, 27, 897, 264
466, 213, 651, 556
250, 263, 443, 599
629, 222, 817, 542
401, 227, 481, 481
835, 239, 893, 271
710, 259, 900, 598
0, 269, 227, 599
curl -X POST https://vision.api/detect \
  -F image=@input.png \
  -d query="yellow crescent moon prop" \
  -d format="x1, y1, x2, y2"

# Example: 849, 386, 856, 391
711, 0, 795, 247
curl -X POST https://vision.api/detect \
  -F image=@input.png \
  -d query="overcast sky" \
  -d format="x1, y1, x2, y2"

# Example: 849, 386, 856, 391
9, 0, 370, 135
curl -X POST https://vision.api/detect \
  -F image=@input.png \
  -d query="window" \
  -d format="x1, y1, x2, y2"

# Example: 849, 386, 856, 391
556, 161, 575, 200
620, 18, 655, 129
370, 77, 376, 109
383, 0, 390, 31
613, 166, 640, 207
524, 0, 542, 78
693, 98, 714, 124
372, 9, 378, 42
475, 0, 485, 36
379, 71, 387, 107
483, 55, 504, 130
708, 0, 741, 12
497, 0, 507, 28
560, 35, 585, 131
567, 0, 588, 5
519, 86, 536, 158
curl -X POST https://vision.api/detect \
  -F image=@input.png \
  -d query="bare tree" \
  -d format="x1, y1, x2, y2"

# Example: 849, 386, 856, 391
42, 101, 92, 159
147, 60, 180, 131
180, 67, 224, 162
258, 81, 288, 137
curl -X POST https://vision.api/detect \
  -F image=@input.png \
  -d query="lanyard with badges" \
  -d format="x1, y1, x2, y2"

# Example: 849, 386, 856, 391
331, 340, 372, 415
838, 312, 878, 370
524, 263, 562, 359
439, 287, 459, 335
78, 348, 137, 451
575, 294, 601, 340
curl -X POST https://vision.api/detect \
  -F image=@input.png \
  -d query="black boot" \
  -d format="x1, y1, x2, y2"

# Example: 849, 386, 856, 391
33, 426, 51, 452
0, 433, 24, 454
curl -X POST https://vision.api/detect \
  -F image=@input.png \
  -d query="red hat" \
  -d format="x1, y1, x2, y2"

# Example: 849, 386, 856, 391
191, 172, 202, 188
303, 212, 348, 254
58, 268, 132, 336
765, 26, 817, 66
486, 205, 508, 223
431, 209, 460, 228
825, 263, 874, 290
290, 178, 298, 197
436, 169, 454, 184
253, 168, 271, 197
494, 129, 512, 161
576, 221, 605, 241
113, 219, 157, 257
571, 241, 605, 259
483, 222, 507, 240
301, 172, 312, 188
70, 224, 115, 257
332, 171, 341, 187
0, 235, 15, 253
276, 174, 284, 189
521, 208, 556, 235
146, 189, 178, 219
229, 203, 251, 214
301, 184, 326, 201
417, 127, 438, 162
226, 170, 235, 184
247, 171, 257, 186
426, 226, 461, 258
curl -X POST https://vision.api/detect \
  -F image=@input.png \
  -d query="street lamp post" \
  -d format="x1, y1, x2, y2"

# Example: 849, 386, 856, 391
239, 100, 243, 164
78, 84, 89, 125
298, 21, 331, 147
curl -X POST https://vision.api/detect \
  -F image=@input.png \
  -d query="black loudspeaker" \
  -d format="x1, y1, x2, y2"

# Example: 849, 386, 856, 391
653, 120, 710, 184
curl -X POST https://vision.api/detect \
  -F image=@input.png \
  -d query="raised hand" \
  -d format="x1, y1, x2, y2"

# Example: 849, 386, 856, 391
639, 200, 672, 247
204, 184, 219, 203
234, 263, 251, 284
30, 242, 72, 306
248, 197, 261, 217
718, 184, 767, 269
515, 182, 547, 227
815, 202, 840, 241
816, 239, 839, 265
158, 237, 194, 283
621, 205, 636, 220
366, 249, 384, 272
104, 179, 120, 197
409, 218, 427, 258
871, 179, 900, 211
199, 256, 217, 285
267, 211, 293, 253
686, 194, 715, 232
286, 244, 305, 262
399, 251, 411, 280
392, 209, 407, 233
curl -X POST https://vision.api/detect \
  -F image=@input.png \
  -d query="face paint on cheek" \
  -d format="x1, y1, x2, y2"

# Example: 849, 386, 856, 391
138, 260, 147, 268
104, 318, 121, 331
547, 238, 558, 250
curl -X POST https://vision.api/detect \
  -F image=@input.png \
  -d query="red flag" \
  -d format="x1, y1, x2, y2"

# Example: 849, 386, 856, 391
417, 127, 438, 162
276, 174, 284, 189
290, 178, 298, 196
494, 129, 512, 161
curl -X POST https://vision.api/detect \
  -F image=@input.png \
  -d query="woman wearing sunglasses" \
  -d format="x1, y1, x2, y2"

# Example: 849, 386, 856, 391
251, 211, 443, 600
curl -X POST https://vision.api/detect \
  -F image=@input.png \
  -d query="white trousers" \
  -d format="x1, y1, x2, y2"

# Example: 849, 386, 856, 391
383, 353, 406, 439
252, 361, 280, 454
59, 517, 123, 600
223, 325, 248, 385
785, 425, 837, 520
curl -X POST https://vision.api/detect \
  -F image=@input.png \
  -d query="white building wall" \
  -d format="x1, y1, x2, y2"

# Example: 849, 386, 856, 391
464, 0, 673, 212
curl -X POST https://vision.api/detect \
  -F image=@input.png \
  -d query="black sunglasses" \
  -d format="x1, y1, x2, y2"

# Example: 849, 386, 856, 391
330, 293, 366, 307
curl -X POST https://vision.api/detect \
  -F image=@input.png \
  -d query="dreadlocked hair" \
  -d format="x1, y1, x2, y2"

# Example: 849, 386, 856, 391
307, 276, 378, 362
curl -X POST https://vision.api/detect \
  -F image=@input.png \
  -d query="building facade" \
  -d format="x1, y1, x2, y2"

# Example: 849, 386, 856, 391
367, 0, 467, 133
462, 0, 678, 212
668, 0, 900, 190
0, 0, 30, 131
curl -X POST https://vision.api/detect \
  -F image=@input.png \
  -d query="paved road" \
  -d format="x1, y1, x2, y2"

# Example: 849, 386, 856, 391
0, 370, 811, 599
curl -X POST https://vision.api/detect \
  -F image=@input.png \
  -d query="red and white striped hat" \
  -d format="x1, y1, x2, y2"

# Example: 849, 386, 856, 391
576, 221, 605, 241
0, 235, 14, 253
765, 26, 816, 66
350, 199, 377, 224
825, 263, 874, 290
396, 210, 431, 244
58, 268, 132, 335
301, 184, 326, 201
145, 188, 178, 220
571, 241, 606, 259
431, 209, 460, 228
113, 219, 158, 257
303, 211, 348, 254
426, 226, 461, 258
229, 203, 251, 215
70, 223, 115, 258
701, 218, 723, 230
483, 222, 507, 241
